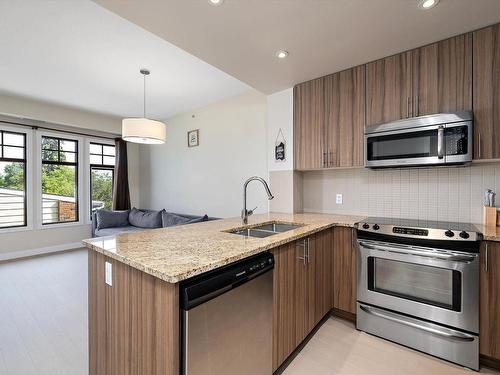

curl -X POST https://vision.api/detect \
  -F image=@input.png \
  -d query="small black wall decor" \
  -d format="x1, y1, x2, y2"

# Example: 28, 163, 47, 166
275, 128, 286, 162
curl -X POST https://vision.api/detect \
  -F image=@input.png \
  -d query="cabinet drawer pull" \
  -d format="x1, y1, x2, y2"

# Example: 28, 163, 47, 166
485, 243, 489, 272
297, 238, 308, 265
478, 133, 481, 159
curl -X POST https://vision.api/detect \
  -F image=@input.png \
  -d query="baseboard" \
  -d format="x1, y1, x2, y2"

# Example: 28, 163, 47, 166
480, 355, 500, 371
332, 308, 356, 322
0, 241, 83, 262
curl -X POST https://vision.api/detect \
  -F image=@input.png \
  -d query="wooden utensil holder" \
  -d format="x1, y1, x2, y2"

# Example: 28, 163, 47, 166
483, 206, 497, 228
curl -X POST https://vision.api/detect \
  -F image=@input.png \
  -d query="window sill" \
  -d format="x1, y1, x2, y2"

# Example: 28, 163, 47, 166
37, 221, 89, 230
0, 225, 33, 235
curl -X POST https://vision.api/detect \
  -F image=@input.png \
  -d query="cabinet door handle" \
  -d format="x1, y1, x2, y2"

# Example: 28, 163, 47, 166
478, 133, 481, 159
306, 237, 311, 263
297, 238, 307, 265
415, 95, 419, 117
485, 243, 489, 272
406, 97, 410, 118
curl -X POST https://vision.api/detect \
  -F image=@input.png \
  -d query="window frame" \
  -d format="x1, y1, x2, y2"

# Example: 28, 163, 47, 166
35, 130, 83, 229
85, 137, 116, 224
89, 141, 116, 218
0, 123, 33, 233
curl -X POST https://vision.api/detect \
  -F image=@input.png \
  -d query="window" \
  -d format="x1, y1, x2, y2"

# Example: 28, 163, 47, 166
90, 143, 115, 213
41, 136, 79, 224
0, 130, 27, 228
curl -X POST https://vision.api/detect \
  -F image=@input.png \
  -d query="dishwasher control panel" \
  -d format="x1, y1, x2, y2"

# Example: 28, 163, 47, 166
180, 252, 274, 310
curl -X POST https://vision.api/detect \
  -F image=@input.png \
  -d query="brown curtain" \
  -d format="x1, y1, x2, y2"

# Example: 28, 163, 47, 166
112, 138, 131, 210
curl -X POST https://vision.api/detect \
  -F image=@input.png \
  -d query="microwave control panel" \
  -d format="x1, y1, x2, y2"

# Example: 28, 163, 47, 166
445, 126, 468, 156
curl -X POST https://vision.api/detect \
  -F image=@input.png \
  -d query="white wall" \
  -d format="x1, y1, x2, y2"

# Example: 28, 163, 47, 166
266, 88, 302, 213
267, 88, 293, 172
0, 93, 140, 259
302, 163, 500, 224
139, 90, 269, 218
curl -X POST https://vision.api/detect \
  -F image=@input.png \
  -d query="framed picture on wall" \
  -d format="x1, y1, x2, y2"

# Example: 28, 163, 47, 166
187, 129, 199, 147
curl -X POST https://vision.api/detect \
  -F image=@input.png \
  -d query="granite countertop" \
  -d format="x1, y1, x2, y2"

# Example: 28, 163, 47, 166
476, 224, 500, 242
83, 212, 364, 283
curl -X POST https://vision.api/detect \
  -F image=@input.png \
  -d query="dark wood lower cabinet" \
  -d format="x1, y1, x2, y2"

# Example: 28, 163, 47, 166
480, 241, 500, 362
272, 229, 334, 371
88, 251, 179, 375
333, 227, 357, 314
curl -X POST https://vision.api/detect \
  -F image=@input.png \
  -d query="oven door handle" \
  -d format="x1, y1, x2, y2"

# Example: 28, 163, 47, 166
359, 305, 475, 342
358, 241, 475, 262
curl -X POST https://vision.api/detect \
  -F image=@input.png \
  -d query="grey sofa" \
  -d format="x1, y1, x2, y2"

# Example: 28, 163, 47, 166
92, 208, 217, 237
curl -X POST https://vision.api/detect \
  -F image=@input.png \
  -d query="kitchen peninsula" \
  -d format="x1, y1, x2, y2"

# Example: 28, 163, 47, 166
83, 212, 363, 375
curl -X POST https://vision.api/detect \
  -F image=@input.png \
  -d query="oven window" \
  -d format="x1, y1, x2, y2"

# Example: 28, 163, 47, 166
367, 129, 438, 161
368, 258, 461, 311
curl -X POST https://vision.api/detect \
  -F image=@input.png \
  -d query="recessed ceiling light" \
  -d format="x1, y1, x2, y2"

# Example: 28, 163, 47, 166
208, 0, 224, 6
418, 0, 439, 9
276, 50, 289, 59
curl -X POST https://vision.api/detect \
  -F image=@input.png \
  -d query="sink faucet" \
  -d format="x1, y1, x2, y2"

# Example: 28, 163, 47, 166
242, 176, 274, 225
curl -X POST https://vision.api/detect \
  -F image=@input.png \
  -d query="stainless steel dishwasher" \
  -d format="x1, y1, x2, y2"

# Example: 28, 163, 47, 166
180, 252, 274, 375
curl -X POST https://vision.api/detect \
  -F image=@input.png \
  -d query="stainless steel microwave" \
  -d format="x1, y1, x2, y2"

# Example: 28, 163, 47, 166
364, 112, 473, 168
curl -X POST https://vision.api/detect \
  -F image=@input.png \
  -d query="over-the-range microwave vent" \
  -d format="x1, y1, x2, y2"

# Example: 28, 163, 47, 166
364, 111, 473, 169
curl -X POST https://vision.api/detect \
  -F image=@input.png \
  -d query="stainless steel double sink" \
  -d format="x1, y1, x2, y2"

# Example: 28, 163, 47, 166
228, 222, 304, 238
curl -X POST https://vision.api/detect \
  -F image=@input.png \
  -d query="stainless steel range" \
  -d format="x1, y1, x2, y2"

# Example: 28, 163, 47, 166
355, 217, 482, 370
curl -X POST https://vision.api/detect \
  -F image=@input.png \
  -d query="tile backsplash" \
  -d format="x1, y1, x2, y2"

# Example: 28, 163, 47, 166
302, 163, 500, 224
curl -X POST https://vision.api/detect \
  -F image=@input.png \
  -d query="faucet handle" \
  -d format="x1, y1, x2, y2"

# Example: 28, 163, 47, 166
248, 206, 258, 216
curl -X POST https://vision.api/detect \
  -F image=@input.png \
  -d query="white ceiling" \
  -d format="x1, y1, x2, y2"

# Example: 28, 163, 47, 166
94, 0, 500, 94
0, 0, 250, 120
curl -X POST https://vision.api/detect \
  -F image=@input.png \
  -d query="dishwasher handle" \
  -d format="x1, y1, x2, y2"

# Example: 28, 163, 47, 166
180, 252, 274, 310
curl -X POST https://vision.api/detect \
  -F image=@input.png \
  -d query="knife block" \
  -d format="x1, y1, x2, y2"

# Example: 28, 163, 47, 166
483, 206, 497, 228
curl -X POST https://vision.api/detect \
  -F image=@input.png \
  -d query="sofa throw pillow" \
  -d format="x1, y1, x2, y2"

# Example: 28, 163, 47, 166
161, 211, 191, 227
129, 208, 163, 228
96, 209, 130, 230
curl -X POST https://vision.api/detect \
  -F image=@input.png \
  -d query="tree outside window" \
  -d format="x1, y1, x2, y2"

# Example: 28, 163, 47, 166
90, 143, 115, 213
41, 136, 78, 224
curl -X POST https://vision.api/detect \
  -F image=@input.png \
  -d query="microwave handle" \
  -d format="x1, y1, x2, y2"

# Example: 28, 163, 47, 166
437, 126, 444, 159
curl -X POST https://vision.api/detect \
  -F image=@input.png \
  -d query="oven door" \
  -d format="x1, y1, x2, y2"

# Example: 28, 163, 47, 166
364, 122, 471, 168
357, 240, 479, 333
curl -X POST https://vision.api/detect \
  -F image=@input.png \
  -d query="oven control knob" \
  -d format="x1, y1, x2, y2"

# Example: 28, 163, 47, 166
445, 230, 455, 238
372, 224, 380, 231
459, 231, 470, 239
362, 223, 370, 230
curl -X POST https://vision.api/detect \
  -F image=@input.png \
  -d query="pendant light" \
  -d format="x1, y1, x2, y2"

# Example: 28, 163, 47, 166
122, 69, 166, 144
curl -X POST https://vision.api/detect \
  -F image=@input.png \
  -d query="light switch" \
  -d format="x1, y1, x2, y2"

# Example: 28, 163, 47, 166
336, 194, 343, 204
105, 262, 112, 286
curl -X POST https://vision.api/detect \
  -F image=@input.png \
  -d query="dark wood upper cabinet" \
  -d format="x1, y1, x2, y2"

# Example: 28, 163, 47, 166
294, 78, 325, 169
473, 24, 500, 160
294, 24, 493, 168
417, 33, 472, 116
366, 34, 472, 126
365, 51, 415, 126
325, 66, 365, 167
294, 66, 365, 170
480, 241, 500, 360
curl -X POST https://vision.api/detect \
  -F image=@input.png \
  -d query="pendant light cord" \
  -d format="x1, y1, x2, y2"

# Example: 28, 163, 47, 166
143, 72, 146, 118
